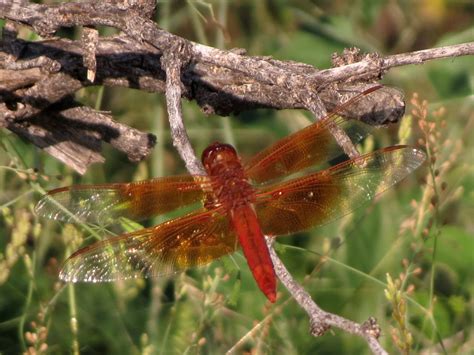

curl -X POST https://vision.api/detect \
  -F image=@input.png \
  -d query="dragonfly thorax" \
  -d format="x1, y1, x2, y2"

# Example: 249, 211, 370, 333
202, 142, 256, 211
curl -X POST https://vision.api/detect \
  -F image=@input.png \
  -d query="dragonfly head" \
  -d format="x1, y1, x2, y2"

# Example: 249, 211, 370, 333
202, 142, 239, 173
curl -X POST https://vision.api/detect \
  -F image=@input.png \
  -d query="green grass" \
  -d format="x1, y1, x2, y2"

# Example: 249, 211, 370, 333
1, 1, 473, 354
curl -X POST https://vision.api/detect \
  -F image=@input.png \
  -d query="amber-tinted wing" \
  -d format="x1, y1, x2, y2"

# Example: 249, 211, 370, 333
35, 176, 210, 225
245, 86, 382, 184
59, 209, 238, 282
255, 146, 426, 236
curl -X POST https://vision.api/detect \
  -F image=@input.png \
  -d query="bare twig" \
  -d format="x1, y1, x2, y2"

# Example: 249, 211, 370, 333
265, 237, 388, 355
81, 27, 99, 82
316, 43, 474, 84
306, 95, 362, 158
161, 40, 204, 176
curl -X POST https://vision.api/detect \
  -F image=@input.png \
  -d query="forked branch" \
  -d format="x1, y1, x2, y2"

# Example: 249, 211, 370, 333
1, 1, 473, 172
162, 40, 389, 354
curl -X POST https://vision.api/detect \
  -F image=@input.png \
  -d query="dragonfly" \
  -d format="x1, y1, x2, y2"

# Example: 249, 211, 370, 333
35, 86, 426, 303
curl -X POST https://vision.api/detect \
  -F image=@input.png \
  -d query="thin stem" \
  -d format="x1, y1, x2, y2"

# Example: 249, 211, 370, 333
63, 242, 80, 355
214, 0, 235, 148
422, 128, 444, 349
67, 279, 80, 355
147, 99, 166, 347
94, 86, 105, 111
18, 253, 36, 352
0, 189, 33, 209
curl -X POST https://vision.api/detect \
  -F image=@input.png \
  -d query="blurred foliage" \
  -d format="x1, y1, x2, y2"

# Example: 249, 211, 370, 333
1, 0, 473, 354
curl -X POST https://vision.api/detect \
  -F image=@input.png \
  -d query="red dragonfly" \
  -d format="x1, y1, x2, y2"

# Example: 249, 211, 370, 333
35, 88, 425, 303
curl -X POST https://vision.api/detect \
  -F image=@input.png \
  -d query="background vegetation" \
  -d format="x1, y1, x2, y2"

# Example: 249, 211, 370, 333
1, 1, 472, 354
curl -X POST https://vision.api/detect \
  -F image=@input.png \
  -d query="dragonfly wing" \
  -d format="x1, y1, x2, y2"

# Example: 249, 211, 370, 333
35, 176, 210, 225
245, 87, 383, 184
255, 146, 426, 236
245, 116, 372, 183
59, 209, 238, 282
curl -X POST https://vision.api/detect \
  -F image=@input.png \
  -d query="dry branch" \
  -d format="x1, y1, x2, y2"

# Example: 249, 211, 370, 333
2, 1, 472, 172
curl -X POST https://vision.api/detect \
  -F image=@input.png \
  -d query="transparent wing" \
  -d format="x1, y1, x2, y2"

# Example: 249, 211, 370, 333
245, 117, 371, 183
35, 176, 210, 225
60, 210, 238, 282
244, 86, 382, 183
255, 146, 426, 236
